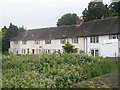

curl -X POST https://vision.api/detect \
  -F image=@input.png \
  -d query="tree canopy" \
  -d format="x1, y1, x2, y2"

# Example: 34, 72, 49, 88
82, 2, 110, 22
1, 23, 26, 54
109, 1, 120, 16
82, 1, 120, 22
57, 13, 79, 26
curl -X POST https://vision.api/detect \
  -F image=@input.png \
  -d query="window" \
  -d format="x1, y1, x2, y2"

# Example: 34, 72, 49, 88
109, 34, 118, 39
90, 49, 99, 56
22, 41, 27, 44
119, 34, 120, 41
22, 49, 26, 54
45, 40, 51, 44
13, 48, 18, 54
90, 36, 99, 43
60, 39, 66, 44
72, 38, 78, 44
35, 40, 40, 44
36, 49, 41, 54
14, 41, 18, 44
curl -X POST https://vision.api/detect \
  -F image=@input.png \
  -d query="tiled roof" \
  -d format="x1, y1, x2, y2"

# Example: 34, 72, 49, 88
11, 17, 120, 41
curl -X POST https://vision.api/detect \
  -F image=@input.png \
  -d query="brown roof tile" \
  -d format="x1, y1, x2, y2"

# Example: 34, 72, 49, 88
11, 17, 120, 41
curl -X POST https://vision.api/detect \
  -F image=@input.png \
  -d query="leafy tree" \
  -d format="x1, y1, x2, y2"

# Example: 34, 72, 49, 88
109, 1, 120, 16
57, 13, 79, 26
1, 26, 8, 53
82, 2, 110, 22
1, 23, 26, 54
1, 26, 7, 39
62, 42, 77, 53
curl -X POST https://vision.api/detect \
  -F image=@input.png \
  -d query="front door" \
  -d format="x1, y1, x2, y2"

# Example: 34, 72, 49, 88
27, 49, 29, 54
32, 49, 35, 54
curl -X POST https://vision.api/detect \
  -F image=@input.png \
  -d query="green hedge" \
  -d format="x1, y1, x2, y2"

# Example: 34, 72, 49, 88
2, 54, 119, 88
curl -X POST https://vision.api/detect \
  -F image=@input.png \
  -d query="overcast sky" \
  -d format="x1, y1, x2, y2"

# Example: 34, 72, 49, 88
0, 0, 111, 30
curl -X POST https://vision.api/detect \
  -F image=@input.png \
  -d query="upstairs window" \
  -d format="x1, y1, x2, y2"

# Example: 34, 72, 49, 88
90, 36, 99, 43
72, 38, 78, 44
14, 41, 18, 44
35, 40, 40, 44
45, 40, 51, 44
109, 34, 118, 39
60, 39, 66, 44
22, 41, 27, 44
118, 34, 120, 41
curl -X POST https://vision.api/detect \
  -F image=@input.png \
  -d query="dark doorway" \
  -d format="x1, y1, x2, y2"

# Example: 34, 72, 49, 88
27, 49, 29, 54
32, 49, 35, 54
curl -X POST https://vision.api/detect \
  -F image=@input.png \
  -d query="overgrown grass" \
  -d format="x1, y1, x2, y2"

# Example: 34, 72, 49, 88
2, 53, 119, 88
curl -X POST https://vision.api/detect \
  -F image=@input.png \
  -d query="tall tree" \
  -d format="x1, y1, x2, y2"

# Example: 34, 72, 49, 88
1, 26, 8, 52
57, 13, 79, 26
109, 1, 120, 16
2, 23, 26, 54
82, 2, 110, 22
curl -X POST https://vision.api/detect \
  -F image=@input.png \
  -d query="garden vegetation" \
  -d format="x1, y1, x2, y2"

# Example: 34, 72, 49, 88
2, 54, 119, 88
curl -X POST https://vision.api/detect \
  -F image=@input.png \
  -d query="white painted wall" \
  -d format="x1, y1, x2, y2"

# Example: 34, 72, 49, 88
101, 39, 118, 57
86, 35, 119, 57
9, 37, 84, 55
9, 35, 119, 57
118, 41, 120, 57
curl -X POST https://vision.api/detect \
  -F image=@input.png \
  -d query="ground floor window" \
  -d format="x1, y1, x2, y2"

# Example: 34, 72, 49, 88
36, 49, 41, 54
22, 49, 26, 54
13, 48, 18, 54
90, 49, 99, 56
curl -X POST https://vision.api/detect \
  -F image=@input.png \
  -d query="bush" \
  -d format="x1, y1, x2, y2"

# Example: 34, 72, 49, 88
2, 54, 119, 88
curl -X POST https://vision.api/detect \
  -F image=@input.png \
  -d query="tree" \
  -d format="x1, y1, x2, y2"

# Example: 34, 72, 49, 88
62, 42, 77, 53
109, 1, 120, 16
1, 23, 26, 54
57, 13, 79, 26
82, 2, 110, 22
1, 26, 8, 53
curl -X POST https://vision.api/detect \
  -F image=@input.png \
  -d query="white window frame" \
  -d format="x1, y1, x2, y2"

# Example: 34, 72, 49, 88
45, 40, 51, 44
90, 49, 99, 56
14, 41, 18, 44
36, 49, 41, 54
109, 34, 118, 39
22, 41, 27, 44
60, 39, 66, 44
35, 40, 40, 44
72, 38, 78, 44
90, 36, 99, 43
22, 49, 26, 54
13, 48, 18, 54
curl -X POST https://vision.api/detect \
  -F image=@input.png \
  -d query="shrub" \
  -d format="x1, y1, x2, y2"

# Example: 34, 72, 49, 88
2, 53, 119, 88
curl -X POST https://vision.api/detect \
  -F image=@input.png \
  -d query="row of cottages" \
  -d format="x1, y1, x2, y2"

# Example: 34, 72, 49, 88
9, 17, 120, 57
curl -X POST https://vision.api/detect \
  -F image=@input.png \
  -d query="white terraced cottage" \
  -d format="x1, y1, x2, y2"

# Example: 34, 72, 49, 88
9, 17, 120, 57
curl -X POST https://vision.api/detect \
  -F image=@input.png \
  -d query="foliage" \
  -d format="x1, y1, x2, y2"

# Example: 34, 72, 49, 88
2, 54, 119, 88
82, 1, 120, 22
1, 23, 26, 54
62, 42, 77, 53
82, 2, 110, 22
109, 1, 120, 16
57, 13, 79, 26
0, 31, 2, 52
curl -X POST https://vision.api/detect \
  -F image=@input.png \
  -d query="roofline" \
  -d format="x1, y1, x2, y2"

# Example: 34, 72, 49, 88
27, 16, 119, 31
